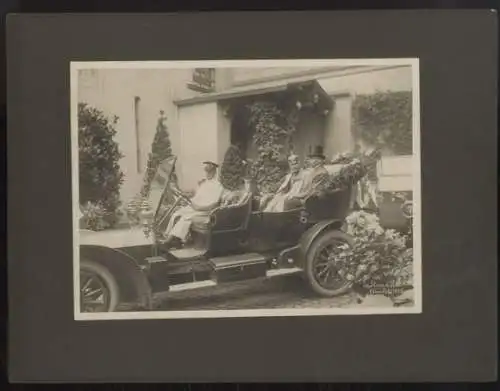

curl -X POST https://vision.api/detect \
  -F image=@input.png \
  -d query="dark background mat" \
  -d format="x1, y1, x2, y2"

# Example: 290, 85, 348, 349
5, 9, 498, 383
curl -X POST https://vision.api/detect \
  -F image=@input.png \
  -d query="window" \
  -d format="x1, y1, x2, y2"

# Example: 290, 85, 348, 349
187, 68, 216, 92
134, 96, 142, 173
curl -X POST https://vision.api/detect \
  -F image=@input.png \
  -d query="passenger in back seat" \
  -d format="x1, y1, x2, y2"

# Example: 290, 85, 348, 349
220, 178, 251, 208
262, 154, 309, 212
282, 146, 329, 210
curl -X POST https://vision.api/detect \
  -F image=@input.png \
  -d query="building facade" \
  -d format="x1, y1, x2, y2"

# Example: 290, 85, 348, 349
77, 64, 413, 205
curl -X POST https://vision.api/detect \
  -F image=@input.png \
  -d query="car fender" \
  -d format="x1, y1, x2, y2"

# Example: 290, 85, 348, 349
297, 219, 345, 267
80, 245, 153, 310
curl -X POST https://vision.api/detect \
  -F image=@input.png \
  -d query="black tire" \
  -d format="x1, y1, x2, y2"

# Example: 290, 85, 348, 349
80, 259, 120, 312
305, 229, 355, 297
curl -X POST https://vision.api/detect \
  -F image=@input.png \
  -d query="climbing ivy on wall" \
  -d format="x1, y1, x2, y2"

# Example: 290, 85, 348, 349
352, 91, 413, 155
220, 144, 246, 191
242, 83, 332, 194
245, 100, 299, 194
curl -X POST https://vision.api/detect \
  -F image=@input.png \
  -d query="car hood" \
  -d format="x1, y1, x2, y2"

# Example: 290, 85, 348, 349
79, 228, 153, 249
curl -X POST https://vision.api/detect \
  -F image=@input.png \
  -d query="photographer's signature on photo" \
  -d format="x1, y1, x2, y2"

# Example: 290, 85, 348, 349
367, 282, 405, 297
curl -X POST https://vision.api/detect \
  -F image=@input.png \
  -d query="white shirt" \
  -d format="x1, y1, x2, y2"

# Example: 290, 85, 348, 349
191, 178, 224, 209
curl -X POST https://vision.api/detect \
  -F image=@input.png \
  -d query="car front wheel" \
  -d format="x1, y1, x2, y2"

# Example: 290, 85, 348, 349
80, 259, 120, 313
305, 230, 355, 297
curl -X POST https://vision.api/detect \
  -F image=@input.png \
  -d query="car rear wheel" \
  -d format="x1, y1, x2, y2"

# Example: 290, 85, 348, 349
80, 259, 120, 312
305, 230, 354, 297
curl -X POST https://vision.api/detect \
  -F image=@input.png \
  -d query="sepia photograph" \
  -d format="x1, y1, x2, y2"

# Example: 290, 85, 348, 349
71, 59, 421, 320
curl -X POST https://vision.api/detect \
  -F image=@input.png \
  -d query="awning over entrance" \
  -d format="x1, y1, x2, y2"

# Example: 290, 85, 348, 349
174, 79, 334, 113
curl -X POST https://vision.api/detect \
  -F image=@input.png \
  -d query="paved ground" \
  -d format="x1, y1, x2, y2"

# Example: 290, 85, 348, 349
151, 272, 413, 311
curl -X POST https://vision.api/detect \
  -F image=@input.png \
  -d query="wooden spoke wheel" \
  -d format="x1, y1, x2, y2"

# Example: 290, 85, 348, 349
80, 260, 120, 313
305, 230, 354, 297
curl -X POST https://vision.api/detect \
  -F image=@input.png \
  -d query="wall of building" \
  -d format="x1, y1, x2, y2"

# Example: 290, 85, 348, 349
229, 65, 364, 87
176, 101, 231, 190
324, 94, 354, 158
77, 65, 414, 206
77, 68, 202, 204
317, 66, 413, 95
226, 65, 413, 94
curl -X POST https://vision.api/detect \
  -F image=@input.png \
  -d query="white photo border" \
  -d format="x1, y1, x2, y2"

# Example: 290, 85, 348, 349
71, 58, 422, 321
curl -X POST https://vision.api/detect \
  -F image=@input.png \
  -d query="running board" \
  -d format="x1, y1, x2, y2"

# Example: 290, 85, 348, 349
169, 267, 303, 292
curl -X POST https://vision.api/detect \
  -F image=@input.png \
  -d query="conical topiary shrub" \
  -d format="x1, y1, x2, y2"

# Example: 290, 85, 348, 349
141, 110, 173, 198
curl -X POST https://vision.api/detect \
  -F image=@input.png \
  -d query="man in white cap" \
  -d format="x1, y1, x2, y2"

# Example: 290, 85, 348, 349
163, 161, 223, 247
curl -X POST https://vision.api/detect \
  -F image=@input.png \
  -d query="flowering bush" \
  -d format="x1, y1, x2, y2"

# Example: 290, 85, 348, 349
336, 210, 413, 290
80, 201, 111, 231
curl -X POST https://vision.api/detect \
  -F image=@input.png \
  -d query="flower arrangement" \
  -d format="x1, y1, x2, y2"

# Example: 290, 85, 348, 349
335, 210, 414, 292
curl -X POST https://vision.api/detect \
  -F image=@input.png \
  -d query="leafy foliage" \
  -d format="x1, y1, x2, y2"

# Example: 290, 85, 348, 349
78, 103, 124, 227
80, 201, 111, 231
313, 150, 381, 197
352, 91, 412, 155
220, 144, 246, 191
141, 111, 173, 197
336, 211, 413, 291
246, 101, 298, 194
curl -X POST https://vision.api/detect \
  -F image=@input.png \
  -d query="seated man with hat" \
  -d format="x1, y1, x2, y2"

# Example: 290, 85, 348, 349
262, 153, 309, 212
162, 160, 224, 247
282, 145, 329, 210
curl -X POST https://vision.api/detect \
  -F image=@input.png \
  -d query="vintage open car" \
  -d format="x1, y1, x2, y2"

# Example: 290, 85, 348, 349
79, 157, 359, 313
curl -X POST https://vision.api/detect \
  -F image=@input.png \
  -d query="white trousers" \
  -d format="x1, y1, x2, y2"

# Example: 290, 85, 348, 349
165, 206, 209, 242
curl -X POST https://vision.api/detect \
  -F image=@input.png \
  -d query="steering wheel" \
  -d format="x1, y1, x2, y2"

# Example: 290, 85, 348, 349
170, 184, 192, 204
